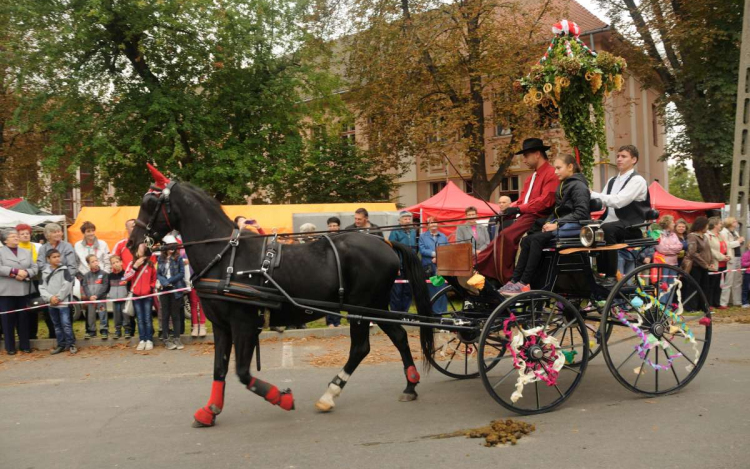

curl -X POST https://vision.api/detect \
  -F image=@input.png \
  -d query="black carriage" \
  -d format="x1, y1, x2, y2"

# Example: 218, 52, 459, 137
423, 205, 712, 414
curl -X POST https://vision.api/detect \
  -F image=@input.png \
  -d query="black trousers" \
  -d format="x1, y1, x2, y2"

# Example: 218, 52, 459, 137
0, 296, 31, 352
160, 292, 183, 339
599, 221, 642, 277
687, 265, 710, 311
512, 231, 556, 285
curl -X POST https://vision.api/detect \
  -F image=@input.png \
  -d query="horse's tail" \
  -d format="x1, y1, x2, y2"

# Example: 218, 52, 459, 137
389, 241, 435, 369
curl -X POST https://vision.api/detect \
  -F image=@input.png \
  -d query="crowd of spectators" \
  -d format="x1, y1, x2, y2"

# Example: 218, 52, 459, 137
2, 162, 741, 355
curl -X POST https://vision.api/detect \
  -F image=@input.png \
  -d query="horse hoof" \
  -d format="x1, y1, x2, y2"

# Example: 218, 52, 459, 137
399, 393, 418, 402
315, 400, 333, 412
193, 406, 216, 427
192, 419, 214, 428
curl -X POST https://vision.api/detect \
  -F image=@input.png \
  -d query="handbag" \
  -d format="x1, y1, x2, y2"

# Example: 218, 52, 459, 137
123, 264, 148, 317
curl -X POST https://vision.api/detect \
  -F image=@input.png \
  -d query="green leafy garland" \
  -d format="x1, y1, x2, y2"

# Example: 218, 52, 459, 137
517, 27, 626, 180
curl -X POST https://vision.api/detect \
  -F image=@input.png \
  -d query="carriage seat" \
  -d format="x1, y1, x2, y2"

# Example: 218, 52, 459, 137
553, 198, 605, 249
623, 209, 660, 248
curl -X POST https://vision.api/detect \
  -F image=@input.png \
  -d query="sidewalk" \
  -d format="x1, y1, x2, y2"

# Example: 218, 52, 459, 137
1, 325, 353, 352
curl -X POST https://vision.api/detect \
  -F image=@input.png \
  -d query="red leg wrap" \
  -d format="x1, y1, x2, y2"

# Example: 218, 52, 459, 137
406, 365, 420, 384
265, 386, 281, 405
208, 380, 225, 412
248, 378, 294, 410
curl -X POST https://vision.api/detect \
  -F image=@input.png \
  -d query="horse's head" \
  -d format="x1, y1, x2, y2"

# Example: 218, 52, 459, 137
128, 164, 181, 256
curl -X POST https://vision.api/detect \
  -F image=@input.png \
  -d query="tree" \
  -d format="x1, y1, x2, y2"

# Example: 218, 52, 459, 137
668, 163, 703, 202
594, 0, 742, 202
344, 0, 563, 200
4, 0, 347, 205
277, 130, 396, 203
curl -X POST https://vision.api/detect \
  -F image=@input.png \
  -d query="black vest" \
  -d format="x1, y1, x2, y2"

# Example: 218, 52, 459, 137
602, 171, 651, 225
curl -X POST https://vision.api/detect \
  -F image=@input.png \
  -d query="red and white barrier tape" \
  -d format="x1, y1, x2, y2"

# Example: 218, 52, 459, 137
0, 287, 192, 316
708, 267, 746, 275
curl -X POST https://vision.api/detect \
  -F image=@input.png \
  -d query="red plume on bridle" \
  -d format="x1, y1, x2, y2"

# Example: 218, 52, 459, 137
147, 163, 171, 190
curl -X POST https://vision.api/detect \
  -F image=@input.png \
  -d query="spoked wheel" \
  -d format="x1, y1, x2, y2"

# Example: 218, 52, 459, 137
478, 291, 589, 415
601, 264, 712, 396
561, 298, 613, 365
425, 286, 502, 379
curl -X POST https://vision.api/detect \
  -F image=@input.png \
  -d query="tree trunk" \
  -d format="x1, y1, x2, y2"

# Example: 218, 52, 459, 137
692, 156, 725, 203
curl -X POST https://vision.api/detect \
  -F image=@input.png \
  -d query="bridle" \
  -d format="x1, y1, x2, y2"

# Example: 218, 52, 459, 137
134, 181, 177, 248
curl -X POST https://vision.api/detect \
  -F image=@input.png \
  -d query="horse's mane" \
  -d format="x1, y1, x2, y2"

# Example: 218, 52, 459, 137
179, 182, 234, 229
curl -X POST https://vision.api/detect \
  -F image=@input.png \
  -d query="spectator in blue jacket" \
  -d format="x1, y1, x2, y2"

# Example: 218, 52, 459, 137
418, 217, 449, 314
389, 211, 418, 312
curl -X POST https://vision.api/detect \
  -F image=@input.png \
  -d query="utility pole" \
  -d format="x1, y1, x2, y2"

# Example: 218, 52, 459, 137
729, 0, 750, 227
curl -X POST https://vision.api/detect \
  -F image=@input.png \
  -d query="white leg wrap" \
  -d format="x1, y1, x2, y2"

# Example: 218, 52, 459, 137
318, 370, 350, 408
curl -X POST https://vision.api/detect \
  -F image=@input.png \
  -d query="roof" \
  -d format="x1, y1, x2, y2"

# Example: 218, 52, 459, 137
0, 198, 23, 209
649, 182, 724, 211
565, 0, 608, 34
0, 206, 65, 229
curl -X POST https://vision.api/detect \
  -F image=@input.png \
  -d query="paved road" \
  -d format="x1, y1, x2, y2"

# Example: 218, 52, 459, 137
0, 324, 748, 469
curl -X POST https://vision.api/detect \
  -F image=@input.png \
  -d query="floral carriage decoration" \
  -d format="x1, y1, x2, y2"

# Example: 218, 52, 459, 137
517, 20, 627, 179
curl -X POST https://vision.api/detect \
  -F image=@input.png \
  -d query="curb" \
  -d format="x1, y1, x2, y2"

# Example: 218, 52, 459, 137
1, 326, 355, 352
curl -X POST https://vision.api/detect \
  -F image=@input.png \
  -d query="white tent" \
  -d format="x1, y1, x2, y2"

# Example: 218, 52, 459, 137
0, 205, 65, 228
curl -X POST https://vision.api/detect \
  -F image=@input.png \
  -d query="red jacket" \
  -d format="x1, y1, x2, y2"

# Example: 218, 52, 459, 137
112, 238, 134, 270
123, 260, 157, 297
512, 160, 557, 217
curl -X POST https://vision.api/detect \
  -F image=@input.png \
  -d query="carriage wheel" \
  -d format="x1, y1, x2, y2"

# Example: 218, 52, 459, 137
601, 264, 712, 396
478, 291, 589, 415
560, 298, 613, 365
424, 286, 501, 379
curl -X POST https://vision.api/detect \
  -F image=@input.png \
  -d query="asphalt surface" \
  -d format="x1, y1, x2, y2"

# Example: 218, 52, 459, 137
0, 323, 748, 469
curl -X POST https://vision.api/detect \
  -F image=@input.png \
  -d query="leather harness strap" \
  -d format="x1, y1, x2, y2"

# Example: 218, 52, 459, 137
217, 229, 241, 294
322, 235, 345, 310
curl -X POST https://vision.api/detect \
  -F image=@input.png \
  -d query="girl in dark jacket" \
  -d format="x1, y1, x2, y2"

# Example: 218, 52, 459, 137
500, 154, 590, 295
157, 244, 186, 350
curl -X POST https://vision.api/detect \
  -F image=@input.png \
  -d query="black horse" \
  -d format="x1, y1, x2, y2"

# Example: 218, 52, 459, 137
128, 166, 435, 427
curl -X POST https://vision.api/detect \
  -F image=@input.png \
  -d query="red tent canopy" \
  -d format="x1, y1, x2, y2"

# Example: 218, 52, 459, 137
0, 198, 23, 209
405, 181, 499, 237
649, 182, 723, 223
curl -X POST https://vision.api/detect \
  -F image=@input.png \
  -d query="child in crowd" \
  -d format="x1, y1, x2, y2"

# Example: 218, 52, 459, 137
39, 249, 77, 354
125, 244, 157, 351
741, 241, 750, 308
82, 254, 110, 339
108, 255, 130, 339
157, 245, 186, 350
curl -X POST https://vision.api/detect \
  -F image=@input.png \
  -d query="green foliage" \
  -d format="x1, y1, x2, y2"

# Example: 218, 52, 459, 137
595, 0, 743, 202
519, 36, 627, 180
4, 0, 360, 205
279, 132, 395, 203
668, 163, 703, 202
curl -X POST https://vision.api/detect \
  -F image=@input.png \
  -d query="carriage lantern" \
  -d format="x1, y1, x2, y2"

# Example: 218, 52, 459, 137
579, 224, 604, 247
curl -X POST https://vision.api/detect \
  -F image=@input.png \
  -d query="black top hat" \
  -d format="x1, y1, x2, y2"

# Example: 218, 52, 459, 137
515, 138, 551, 155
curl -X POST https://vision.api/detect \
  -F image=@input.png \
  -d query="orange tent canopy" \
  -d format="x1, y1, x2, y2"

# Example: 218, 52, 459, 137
69, 203, 397, 249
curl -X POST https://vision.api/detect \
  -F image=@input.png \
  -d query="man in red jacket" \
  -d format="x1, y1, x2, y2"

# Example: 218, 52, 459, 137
477, 138, 558, 283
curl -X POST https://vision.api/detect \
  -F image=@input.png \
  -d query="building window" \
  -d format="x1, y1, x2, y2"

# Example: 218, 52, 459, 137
652, 104, 659, 147
500, 176, 519, 192
430, 181, 447, 196
465, 180, 473, 194
79, 167, 95, 209
429, 157, 446, 174
498, 176, 520, 201
495, 125, 511, 137
340, 122, 356, 145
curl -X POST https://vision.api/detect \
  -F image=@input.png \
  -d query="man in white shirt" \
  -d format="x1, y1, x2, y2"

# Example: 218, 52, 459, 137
590, 145, 650, 285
